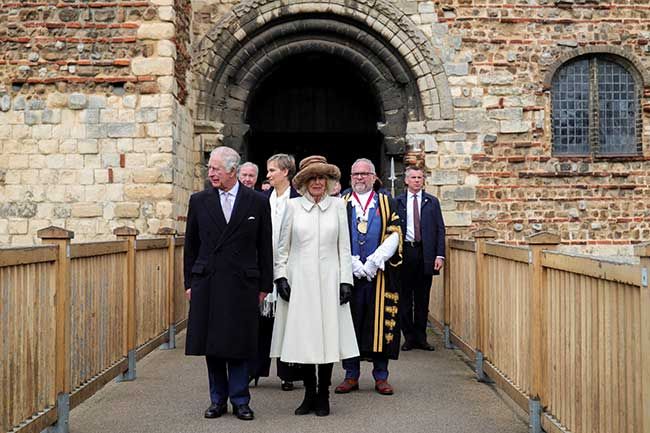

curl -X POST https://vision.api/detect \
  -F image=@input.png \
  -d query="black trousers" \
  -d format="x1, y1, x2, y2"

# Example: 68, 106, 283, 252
400, 243, 433, 345
250, 315, 301, 381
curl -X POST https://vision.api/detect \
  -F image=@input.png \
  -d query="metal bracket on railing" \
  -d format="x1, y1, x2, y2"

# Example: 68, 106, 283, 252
642, 268, 648, 288
116, 349, 137, 382
160, 324, 176, 350
444, 325, 456, 350
475, 350, 488, 382
529, 397, 542, 433
45, 392, 70, 433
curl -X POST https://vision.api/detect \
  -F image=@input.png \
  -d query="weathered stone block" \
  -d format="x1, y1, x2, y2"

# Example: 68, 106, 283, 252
479, 71, 515, 85
124, 184, 174, 200
71, 203, 103, 218
42, 109, 61, 124
488, 108, 523, 121
427, 170, 459, 186
500, 120, 530, 133
107, 123, 136, 138
133, 168, 165, 183
114, 202, 141, 218
77, 139, 98, 154
132, 57, 174, 76
8, 220, 28, 234
442, 211, 472, 226
136, 108, 157, 123
157, 40, 176, 58
0, 95, 11, 112
137, 23, 175, 40
68, 93, 88, 110
37, 140, 58, 154
453, 186, 476, 201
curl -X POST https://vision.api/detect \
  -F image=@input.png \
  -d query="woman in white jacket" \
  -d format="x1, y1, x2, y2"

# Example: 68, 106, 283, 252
270, 155, 359, 417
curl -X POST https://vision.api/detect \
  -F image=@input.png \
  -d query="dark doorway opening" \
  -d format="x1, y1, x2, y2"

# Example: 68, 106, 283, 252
246, 53, 383, 191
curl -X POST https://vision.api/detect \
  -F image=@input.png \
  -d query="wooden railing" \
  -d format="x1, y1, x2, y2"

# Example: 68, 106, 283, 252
437, 229, 649, 433
1, 226, 187, 433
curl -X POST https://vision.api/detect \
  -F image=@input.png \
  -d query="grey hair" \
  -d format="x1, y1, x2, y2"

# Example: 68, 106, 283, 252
210, 147, 240, 173
404, 165, 424, 176
267, 153, 296, 179
351, 158, 376, 174
238, 161, 259, 176
297, 177, 337, 196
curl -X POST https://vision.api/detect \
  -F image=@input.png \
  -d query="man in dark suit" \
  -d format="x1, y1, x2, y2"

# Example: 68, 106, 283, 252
184, 146, 273, 421
396, 165, 445, 351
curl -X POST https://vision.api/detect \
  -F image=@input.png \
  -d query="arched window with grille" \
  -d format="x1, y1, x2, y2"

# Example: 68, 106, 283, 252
551, 55, 642, 156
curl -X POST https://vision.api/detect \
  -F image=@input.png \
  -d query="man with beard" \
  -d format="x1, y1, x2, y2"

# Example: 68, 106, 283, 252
335, 158, 403, 396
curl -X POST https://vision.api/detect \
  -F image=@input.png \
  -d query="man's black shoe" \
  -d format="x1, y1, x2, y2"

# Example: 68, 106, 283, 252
418, 342, 435, 351
204, 403, 227, 418
232, 404, 255, 420
401, 342, 414, 351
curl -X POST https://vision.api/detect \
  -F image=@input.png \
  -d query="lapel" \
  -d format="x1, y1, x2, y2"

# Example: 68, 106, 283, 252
397, 193, 407, 210
204, 187, 227, 228
214, 183, 252, 248
421, 192, 431, 210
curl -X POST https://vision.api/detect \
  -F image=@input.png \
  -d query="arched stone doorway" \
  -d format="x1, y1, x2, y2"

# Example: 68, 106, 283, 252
193, 0, 453, 192
247, 52, 382, 189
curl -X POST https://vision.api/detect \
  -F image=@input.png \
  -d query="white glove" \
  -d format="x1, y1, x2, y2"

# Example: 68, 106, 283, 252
351, 255, 367, 279
362, 259, 379, 281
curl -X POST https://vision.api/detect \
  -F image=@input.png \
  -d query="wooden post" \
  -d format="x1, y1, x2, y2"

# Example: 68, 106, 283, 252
527, 231, 560, 433
158, 227, 177, 350
443, 227, 464, 349
472, 228, 497, 382
38, 226, 74, 433
114, 226, 138, 381
634, 242, 650, 433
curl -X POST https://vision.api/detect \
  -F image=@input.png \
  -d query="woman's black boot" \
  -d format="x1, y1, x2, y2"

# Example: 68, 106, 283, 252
295, 365, 317, 415
315, 363, 333, 416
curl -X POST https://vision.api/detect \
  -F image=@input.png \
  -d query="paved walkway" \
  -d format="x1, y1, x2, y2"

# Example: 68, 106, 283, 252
69, 330, 528, 433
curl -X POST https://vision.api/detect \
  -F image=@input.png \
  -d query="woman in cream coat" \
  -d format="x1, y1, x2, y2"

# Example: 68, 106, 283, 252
271, 155, 359, 417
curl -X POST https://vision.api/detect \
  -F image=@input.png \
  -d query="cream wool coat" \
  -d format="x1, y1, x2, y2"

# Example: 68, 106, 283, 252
270, 195, 359, 364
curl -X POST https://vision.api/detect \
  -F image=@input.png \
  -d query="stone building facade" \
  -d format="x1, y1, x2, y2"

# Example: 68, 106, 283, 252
0, 0, 649, 254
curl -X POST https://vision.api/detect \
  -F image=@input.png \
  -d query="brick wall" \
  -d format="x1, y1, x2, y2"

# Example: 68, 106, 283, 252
0, 0, 193, 244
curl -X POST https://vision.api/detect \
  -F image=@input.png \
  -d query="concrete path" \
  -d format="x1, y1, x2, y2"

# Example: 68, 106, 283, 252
69, 330, 528, 433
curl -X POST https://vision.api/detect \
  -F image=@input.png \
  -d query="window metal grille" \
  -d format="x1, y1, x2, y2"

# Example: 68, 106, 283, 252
551, 55, 641, 157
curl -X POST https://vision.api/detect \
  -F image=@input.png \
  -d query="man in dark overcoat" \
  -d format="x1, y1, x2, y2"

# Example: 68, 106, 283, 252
184, 146, 273, 421
396, 165, 446, 351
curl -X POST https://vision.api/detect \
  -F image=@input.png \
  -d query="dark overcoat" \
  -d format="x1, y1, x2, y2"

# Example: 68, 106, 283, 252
396, 191, 446, 275
343, 191, 403, 360
184, 183, 273, 358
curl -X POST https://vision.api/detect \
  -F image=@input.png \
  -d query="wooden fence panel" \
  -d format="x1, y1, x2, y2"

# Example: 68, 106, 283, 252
134, 247, 168, 347
429, 268, 445, 328
0, 261, 57, 432
173, 242, 188, 324
69, 251, 126, 391
544, 268, 641, 433
483, 253, 531, 397
448, 246, 477, 349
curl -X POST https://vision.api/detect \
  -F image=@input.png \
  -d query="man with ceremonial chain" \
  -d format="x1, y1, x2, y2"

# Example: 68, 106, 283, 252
335, 158, 403, 396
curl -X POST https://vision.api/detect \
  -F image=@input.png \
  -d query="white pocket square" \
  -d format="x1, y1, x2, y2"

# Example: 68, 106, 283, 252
247, 216, 255, 220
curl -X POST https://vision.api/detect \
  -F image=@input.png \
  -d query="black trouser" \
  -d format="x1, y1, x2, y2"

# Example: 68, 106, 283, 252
251, 315, 301, 381
400, 242, 433, 345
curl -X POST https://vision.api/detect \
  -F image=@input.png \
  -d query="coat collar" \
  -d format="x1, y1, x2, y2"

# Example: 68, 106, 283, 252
298, 195, 332, 212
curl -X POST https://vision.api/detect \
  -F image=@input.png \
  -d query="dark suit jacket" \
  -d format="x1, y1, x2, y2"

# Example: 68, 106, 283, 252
263, 186, 301, 199
396, 190, 445, 275
184, 182, 273, 358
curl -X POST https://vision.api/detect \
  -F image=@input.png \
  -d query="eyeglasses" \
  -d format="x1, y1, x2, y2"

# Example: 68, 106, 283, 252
351, 172, 374, 178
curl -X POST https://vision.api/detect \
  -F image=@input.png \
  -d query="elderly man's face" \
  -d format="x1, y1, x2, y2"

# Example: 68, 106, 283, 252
350, 161, 376, 194
238, 166, 258, 189
207, 154, 237, 190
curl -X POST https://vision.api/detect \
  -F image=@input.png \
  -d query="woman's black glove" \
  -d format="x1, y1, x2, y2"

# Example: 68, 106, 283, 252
340, 283, 353, 305
275, 277, 291, 302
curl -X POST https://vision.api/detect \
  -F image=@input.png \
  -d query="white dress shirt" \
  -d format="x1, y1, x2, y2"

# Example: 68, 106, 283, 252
219, 181, 239, 221
405, 190, 422, 242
